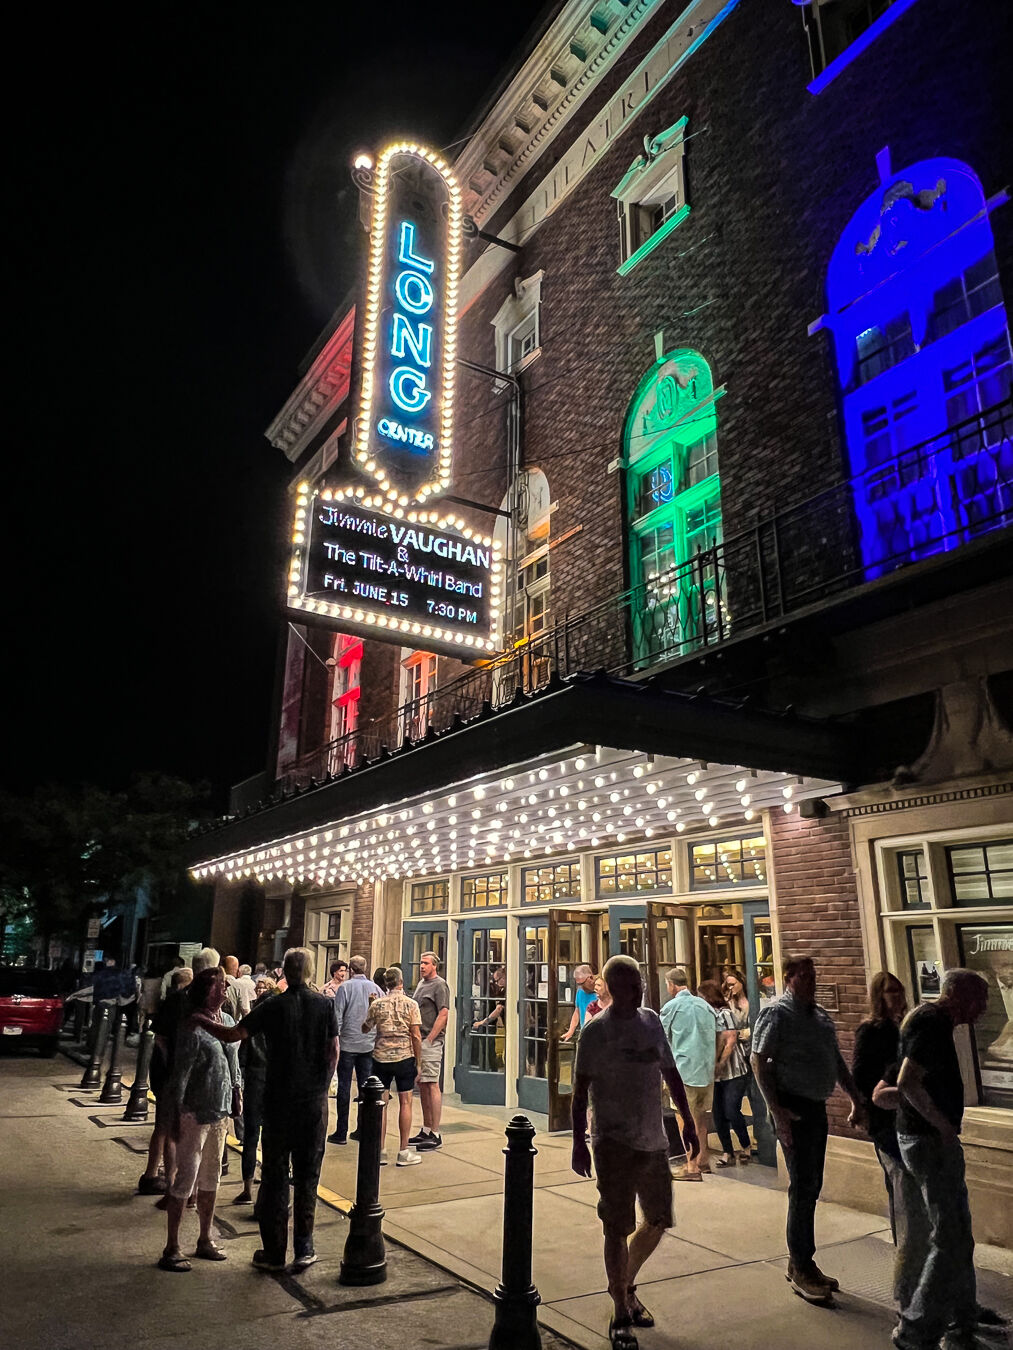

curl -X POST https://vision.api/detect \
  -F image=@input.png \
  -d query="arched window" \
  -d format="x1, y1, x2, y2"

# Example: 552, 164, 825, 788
623, 350, 724, 662
822, 151, 1012, 575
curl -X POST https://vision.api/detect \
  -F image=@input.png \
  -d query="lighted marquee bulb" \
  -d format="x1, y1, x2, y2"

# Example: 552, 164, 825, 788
676, 821, 686, 833
694, 788, 706, 801
741, 794, 752, 807
782, 784, 794, 799
783, 801, 794, 814
735, 778, 747, 793
744, 808, 756, 821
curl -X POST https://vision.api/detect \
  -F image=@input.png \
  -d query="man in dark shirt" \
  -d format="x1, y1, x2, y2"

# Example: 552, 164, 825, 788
198, 947, 338, 1273
894, 969, 989, 1350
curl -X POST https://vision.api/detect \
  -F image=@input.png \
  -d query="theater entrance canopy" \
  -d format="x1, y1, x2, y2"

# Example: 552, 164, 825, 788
190, 673, 856, 888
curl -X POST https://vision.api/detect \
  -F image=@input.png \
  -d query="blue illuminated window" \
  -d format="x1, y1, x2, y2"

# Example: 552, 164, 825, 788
803, 0, 921, 95
821, 154, 1013, 577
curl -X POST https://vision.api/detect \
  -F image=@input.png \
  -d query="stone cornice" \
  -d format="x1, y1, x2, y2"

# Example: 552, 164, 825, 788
266, 307, 356, 462
456, 0, 662, 227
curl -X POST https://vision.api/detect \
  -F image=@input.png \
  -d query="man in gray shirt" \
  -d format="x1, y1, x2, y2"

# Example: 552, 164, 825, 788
751, 954, 865, 1303
409, 952, 450, 1152
328, 955, 383, 1146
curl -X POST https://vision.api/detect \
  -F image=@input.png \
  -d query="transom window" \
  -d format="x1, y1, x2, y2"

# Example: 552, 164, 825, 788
596, 848, 672, 896
410, 879, 449, 915
898, 849, 930, 909
612, 119, 689, 276
690, 834, 767, 889
522, 861, 581, 906
947, 840, 1013, 905
461, 871, 508, 910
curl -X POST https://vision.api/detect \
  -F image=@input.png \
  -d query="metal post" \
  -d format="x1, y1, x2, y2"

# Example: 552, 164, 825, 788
488, 1114, 541, 1350
72, 1000, 86, 1044
99, 1011, 126, 1104
338, 1075, 387, 1286
123, 1027, 155, 1121
80, 1004, 112, 1089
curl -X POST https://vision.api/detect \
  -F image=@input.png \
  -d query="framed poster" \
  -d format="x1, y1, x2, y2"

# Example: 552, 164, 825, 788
957, 923, 1013, 1108
906, 924, 942, 1001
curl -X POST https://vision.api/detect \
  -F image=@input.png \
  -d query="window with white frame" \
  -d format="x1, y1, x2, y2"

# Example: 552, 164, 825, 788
398, 650, 437, 743
492, 272, 543, 380
612, 119, 689, 276
327, 634, 362, 771
878, 830, 1013, 1110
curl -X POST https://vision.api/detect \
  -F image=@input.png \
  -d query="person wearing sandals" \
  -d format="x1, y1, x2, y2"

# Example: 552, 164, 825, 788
159, 965, 241, 1272
698, 979, 752, 1168
572, 955, 699, 1350
233, 975, 277, 1207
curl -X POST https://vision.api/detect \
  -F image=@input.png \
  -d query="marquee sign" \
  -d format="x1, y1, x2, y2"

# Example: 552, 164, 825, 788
288, 486, 502, 655
354, 142, 462, 503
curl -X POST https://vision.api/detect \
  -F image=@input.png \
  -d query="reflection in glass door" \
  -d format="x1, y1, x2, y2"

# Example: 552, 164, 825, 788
455, 919, 507, 1106
547, 910, 604, 1131
401, 921, 447, 994
519, 921, 550, 1114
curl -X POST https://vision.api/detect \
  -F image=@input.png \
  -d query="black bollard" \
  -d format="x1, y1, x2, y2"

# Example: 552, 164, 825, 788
488, 1114, 541, 1350
338, 1075, 387, 1286
123, 1027, 155, 1121
80, 1005, 112, 1089
99, 1011, 126, 1104
72, 1000, 86, 1044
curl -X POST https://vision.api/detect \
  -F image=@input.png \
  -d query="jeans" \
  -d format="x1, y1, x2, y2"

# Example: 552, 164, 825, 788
780, 1092, 828, 1270
713, 1075, 751, 1155
895, 1131, 977, 1349
241, 1074, 266, 1184
258, 1097, 328, 1262
334, 1049, 373, 1141
873, 1136, 921, 1309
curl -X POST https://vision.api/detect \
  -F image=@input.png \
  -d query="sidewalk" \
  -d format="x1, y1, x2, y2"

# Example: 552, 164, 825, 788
318, 1096, 1012, 1350
12, 1042, 1010, 1350
0, 1050, 573, 1350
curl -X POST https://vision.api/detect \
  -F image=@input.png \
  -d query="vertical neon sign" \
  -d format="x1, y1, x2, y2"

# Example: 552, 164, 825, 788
354, 143, 462, 504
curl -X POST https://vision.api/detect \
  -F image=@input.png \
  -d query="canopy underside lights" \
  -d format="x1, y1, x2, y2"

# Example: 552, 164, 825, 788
192, 748, 840, 889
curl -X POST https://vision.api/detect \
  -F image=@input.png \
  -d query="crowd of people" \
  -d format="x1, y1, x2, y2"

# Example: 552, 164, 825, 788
133, 945, 450, 1273
570, 953, 1004, 1350
118, 938, 1005, 1349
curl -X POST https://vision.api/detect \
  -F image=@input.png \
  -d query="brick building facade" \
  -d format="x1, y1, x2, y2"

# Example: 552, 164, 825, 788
192, 0, 1012, 1239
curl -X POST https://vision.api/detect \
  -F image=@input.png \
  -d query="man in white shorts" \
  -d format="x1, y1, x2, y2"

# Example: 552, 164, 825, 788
572, 955, 699, 1350
410, 952, 450, 1152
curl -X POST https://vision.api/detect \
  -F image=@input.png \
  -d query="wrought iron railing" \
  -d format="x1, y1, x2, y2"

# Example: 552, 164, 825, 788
276, 399, 1012, 794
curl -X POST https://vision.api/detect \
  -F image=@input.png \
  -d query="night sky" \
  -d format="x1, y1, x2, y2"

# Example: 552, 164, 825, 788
9, 4, 547, 805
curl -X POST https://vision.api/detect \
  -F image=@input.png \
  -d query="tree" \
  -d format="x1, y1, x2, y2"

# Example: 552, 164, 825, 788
0, 773, 210, 964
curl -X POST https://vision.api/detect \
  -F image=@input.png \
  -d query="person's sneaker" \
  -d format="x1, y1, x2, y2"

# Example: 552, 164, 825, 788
379, 1150, 388, 1165
327, 1132, 347, 1145
396, 1148, 422, 1167
809, 1262, 839, 1292
788, 1265, 833, 1303
976, 1306, 1009, 1328
415, 1133, 442, 1151
408, 1129, 429, 1145
290, 1252, 318, 1272
251, 1250, 286, 1272
349, 1129, 361, 1142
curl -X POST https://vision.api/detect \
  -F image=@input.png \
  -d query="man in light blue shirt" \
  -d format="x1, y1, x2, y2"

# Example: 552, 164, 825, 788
328, 956, 384, 1146
660, 968, 718, 1178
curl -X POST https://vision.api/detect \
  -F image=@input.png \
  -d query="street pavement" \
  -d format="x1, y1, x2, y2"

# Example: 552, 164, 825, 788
4, 1042, 1010, 1350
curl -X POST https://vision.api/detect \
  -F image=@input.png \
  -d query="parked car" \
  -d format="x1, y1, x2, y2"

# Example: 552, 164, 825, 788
0, 968, 64, 1055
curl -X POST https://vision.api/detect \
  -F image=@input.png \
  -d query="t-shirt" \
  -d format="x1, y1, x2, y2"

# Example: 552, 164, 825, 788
852, 1018, 901, 1142
660, 990, 718, 1088
363, 991, 421, 1063
575, 986, 597, 1028
575, 1006, 675, 1153
896, 1002, 964, 1136
240, 984, 338, 1104
715, 1006, 748, 1081
412, 975, 450, 1044
752, 991, 841, 1102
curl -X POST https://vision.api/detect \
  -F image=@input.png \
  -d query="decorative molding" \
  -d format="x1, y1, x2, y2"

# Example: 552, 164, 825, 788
840, 780, 1013, 818
456, 0, 662, 228
266, 307, 356, 462
894, 680, 1013, 787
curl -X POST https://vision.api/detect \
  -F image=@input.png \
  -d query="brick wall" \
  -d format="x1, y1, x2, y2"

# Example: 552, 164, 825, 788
349, 881, 375, 960
768, 807, 868, 1137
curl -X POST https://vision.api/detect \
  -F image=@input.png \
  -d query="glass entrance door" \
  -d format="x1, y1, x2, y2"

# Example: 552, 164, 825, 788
645, 902, 690, 1011
741, 900, 777, 1166
455, 918, 507, 1106
518, 919, 550, 1114
401, 921, 448, 994
547, 909, 605, 1131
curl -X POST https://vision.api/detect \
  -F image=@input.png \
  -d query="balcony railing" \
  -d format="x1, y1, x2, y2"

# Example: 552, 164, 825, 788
276, 399, 1012, 794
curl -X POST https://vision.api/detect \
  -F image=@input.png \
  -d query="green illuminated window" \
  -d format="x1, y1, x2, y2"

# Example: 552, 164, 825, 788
624, 351, 724, 664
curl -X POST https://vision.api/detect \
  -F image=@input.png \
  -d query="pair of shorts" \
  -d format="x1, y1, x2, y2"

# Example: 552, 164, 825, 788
592, 1138, 673, 1236
418, 1040, 444, 1084
169, 1113, 229, 1199
374, 1056, 418, 1093
684, 1082, 714, 1114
